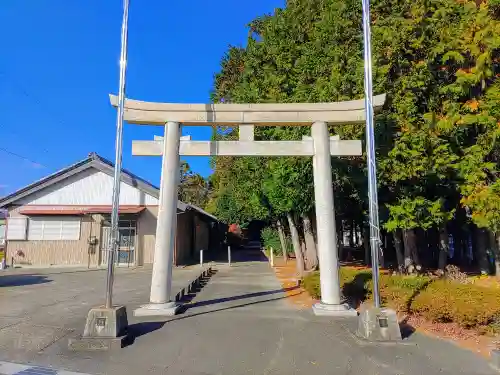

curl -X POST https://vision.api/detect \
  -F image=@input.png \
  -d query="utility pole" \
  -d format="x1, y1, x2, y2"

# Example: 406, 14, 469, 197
361, 0, 381, 309
69, 0, 131, 350
357, 0, 402, 342
105, 0, 130, 309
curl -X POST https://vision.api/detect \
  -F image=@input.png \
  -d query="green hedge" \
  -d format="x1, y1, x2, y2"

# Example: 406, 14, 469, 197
303, 267, 500, 332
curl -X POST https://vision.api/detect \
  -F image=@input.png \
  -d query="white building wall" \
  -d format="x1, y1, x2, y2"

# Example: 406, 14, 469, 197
144, 193, 159, 205
17, 168, 159, 206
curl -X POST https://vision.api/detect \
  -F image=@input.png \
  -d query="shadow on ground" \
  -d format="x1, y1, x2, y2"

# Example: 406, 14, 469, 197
0, 274, 52, 287
175, 268, 218, 309
399, 317, 416, 339
124, 321, 167, 346
186, 285, 300, 310
342, 272, 372, 309
169, 294, 297, 324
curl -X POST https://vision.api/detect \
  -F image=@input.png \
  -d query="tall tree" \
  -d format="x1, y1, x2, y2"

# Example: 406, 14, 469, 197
178, 161, 210, 208
208, 0, 500, 274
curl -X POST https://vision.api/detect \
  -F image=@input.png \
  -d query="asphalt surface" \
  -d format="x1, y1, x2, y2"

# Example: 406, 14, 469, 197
0, 251, 497, 375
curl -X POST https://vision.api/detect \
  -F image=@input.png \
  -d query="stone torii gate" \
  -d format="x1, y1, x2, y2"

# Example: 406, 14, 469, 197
110, 94, 385, 317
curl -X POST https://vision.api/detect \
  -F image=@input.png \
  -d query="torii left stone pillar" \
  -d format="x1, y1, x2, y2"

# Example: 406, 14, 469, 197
134, 121, 181, 316
109, 93, 386, 317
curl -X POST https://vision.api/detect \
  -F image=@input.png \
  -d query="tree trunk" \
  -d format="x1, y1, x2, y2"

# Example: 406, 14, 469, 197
363, 226, 370, 266
379, 239, 386, 269
438, 227, 449, 271
476, 228, 490, 275
338, 221, 345, 261
349, 221, 355, 247
301, 213, 318, 270
410, 230, 420, 269
394, 229, 404, 272
488, 231, 500, 277
287, 212, 304, 275
276, 219, 288, 263
419, 229, 432, 269
403, 229, 419, 272
300, 239, 307, 267
496, 232, 500, 278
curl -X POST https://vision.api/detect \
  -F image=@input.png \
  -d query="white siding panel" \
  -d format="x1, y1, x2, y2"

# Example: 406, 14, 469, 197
17, 168, 158, 206
145, 193, 159, 205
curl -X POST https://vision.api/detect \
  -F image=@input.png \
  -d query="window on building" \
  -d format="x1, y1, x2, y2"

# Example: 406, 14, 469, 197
6, 217, 28, 240
27, 216, 81, 241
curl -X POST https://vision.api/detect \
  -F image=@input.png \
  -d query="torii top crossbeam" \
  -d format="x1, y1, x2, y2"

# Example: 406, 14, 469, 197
109, 94, 386, 126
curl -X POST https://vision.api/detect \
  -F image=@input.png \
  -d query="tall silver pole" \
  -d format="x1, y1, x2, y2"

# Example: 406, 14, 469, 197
105, 0, 130, 309
361, 0, 381, 308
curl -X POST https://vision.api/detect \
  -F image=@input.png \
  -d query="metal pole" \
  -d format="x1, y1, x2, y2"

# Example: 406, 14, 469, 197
227, 245, 231, 266
105, 0, 130, 309
361, 0, 381, 308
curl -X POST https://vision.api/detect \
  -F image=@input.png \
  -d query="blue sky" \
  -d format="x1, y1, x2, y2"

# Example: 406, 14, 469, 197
0, 0, 284, 196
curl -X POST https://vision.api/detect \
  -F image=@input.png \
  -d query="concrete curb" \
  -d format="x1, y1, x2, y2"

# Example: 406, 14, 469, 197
490, 350, 500, 372
174, 266, 212, 302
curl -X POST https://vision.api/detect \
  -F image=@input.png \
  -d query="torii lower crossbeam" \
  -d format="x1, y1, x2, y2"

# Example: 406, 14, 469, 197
132, 139, 361, 157
133, 122, 360, 318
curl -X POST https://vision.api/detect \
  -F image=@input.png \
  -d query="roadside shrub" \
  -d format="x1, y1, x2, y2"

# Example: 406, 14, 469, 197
411, 280, 500, 329
303, 267, 500, 331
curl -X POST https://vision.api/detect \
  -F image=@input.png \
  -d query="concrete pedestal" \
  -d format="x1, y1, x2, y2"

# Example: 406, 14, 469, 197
312, 302, 357, 317
69, 305, 128, 351
356, 304, 402, 342
134, 301, 181, 317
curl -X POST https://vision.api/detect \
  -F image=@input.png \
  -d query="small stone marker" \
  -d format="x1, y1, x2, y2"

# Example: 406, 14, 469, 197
68, 305, 128, 351
357, 304, 402, 342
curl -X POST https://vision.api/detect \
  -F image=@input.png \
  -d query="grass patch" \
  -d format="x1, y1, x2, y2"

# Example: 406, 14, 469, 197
303, 267, 500, 334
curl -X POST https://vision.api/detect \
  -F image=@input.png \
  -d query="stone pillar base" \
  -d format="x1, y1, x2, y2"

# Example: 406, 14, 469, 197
312, 302, 357, 317
133, 301, 181, 317
490, 349, 500, 371
68, 305, 128, 351
357, 305, 402, 341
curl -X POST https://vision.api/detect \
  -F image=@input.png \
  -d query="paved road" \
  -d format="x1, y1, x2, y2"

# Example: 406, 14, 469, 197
1, 257, 498, 375
0, 265, 201, 369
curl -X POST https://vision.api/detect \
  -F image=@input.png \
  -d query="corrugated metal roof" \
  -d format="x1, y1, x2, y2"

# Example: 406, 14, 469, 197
0, 153, 217, 222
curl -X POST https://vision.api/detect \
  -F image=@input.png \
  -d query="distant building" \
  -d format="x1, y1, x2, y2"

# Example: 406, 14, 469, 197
0, 209, 6, 253
0, 153, 221, 267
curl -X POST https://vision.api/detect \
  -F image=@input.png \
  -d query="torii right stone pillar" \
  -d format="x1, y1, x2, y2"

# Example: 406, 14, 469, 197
311, 121, 356, 316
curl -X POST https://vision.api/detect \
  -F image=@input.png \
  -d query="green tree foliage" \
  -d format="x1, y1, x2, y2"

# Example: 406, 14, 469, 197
209, 0, 500, 272
178, 161, 210, 208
